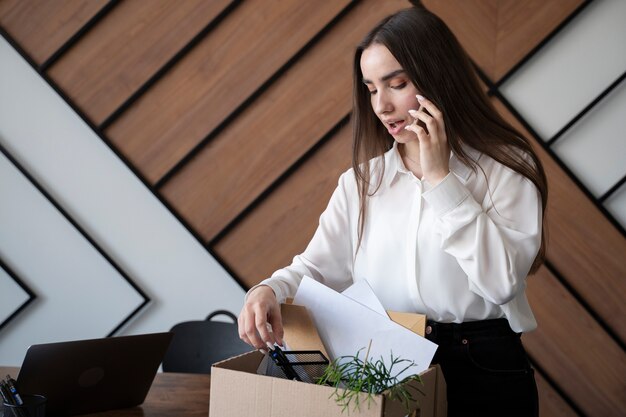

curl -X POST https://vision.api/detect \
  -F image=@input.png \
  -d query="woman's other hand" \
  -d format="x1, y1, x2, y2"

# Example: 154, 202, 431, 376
405, 95, 451, 185
238, 285, 284, 351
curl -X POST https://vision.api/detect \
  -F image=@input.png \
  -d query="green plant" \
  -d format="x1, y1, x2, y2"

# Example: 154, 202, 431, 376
316, 343, 424, 413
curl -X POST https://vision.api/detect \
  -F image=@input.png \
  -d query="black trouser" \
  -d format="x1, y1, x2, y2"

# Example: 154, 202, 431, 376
425, 318, 538, 417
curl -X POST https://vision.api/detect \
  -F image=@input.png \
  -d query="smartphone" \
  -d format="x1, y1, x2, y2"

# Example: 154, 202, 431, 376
416, 105, 431, 132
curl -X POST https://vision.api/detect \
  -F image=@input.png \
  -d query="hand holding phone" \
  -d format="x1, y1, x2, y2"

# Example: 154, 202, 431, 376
405, 95, 451, 185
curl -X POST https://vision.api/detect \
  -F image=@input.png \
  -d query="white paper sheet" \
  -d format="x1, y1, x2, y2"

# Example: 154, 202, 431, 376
293, 277, 437, 378
341, 280, 387, 316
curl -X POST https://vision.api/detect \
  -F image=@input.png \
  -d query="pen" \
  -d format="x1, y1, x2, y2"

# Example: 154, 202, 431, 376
0, 381, 14, 404
268, 345, 301, 381
5, 376, 23, 406
2, 376, 27, 417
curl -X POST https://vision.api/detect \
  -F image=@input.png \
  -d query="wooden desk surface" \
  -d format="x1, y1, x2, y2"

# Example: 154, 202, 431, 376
0, 366, 211, 417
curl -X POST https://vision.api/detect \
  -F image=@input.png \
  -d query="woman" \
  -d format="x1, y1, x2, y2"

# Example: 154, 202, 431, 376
239, 4, 546, 416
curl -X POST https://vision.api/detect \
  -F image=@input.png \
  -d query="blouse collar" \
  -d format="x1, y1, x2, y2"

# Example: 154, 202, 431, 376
383, 141, 481, 187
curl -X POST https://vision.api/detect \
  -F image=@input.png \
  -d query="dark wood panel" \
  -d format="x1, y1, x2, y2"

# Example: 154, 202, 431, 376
0, 0, 108, 64
493, 98, 626, 343
105, 0, 352, 184
160, 0, 410, 242
525, 267, 626, 417
495, 0, 584, 80
214, 125, 352, 288
423, 1, 584, 83
535, 371, 578, 417
422, 0, 498, 79
47, 0, 231, 125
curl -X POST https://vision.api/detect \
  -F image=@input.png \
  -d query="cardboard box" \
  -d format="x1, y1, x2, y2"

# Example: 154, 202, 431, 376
387, 311, 427, 337
209, 305, 447, 417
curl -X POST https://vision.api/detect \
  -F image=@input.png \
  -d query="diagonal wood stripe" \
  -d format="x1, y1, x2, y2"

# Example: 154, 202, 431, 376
160, 0, 410, 242
423, 0, 586, 83
525, 266, 626, 417
47, 0, 232, 125
214, 122, 352, 287
423, 0, 498, 79
493, 98, 626, 344
494, 0, 584, 81
0, 0, 108, 65
105, 0, 352, 184
534, 370, 579, 417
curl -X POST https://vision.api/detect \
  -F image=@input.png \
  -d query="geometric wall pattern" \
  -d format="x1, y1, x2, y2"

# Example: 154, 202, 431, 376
1, 0, 624, 415
0, 258, 35, 332
0, 143, 147, 342
0, 32, 244, 366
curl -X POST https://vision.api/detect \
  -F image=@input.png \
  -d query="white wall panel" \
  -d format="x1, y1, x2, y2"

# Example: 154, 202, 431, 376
500, 0, 626, 140
605, 185, 626, 228
0, 151, 144, 364
0, 266, 30, 328
0, 35, 245, 365
552, 80, 626, 197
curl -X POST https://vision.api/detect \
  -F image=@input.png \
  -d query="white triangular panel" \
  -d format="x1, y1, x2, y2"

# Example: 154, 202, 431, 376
0, 266, 30, 327
0, 34, 245, 366
0, 151, 144, 362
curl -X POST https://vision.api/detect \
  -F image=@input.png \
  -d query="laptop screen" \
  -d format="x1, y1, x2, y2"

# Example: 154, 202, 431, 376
17, 332, 173, 416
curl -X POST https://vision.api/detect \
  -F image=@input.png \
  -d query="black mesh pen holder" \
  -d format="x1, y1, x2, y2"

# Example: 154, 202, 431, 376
266, 347, 329, 383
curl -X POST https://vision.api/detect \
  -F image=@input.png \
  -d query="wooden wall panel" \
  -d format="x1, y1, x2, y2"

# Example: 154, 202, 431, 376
535, 372, 579, 417
525, 267, 626, 417
105, 0, 351, 184
47, 0, 232, 125
495, 0, 584, 80
493, 98, 626, 343
3, 1, 625, 416
214, 125, 352, 287
422, 0, 498, 78
0, 0, 108, 65
160, 0, 410, 242
423, 0, 584, 81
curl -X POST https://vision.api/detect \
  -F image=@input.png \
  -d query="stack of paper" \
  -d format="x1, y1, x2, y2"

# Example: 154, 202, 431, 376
293, 277, 437, 379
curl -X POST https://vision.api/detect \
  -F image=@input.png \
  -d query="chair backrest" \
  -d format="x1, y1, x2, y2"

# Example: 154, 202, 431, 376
162, 310, 252, 374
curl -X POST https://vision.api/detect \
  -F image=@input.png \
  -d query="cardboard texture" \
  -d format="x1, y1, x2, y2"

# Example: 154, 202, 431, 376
387, 311, 426, 337
209, 304, 447, 417
280, 303, 330, 359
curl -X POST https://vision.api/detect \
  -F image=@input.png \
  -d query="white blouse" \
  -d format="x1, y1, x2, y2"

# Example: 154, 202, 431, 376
258, 142, 542, 332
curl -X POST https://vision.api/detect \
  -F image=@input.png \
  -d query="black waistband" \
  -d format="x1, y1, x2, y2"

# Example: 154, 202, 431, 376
425, 318, 517, 343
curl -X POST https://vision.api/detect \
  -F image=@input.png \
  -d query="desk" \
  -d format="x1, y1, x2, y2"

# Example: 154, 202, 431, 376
0, 367, 211, 417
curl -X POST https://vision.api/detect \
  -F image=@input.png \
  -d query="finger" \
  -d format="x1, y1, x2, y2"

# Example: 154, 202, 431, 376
404, 123, 427, 141
268, 305, 285, 347
237, 314, 250, 344
239, 318, 261, 349
255, 311, 275, 348
408, 109, 435, 137
238, 310, 254, 344
409, 108, 434, 127
245, 322, 264, 350
416, 95, 443, 120
242, 308, 266, 349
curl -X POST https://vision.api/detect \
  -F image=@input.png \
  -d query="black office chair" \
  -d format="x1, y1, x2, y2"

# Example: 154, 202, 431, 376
162, 310, 252, 374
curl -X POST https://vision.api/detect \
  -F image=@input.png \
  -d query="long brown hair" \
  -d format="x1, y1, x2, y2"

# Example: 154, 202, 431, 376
352, 5, 548, 273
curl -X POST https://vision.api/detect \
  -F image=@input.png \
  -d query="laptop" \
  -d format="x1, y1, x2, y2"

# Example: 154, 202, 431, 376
16, 332, 173, 416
